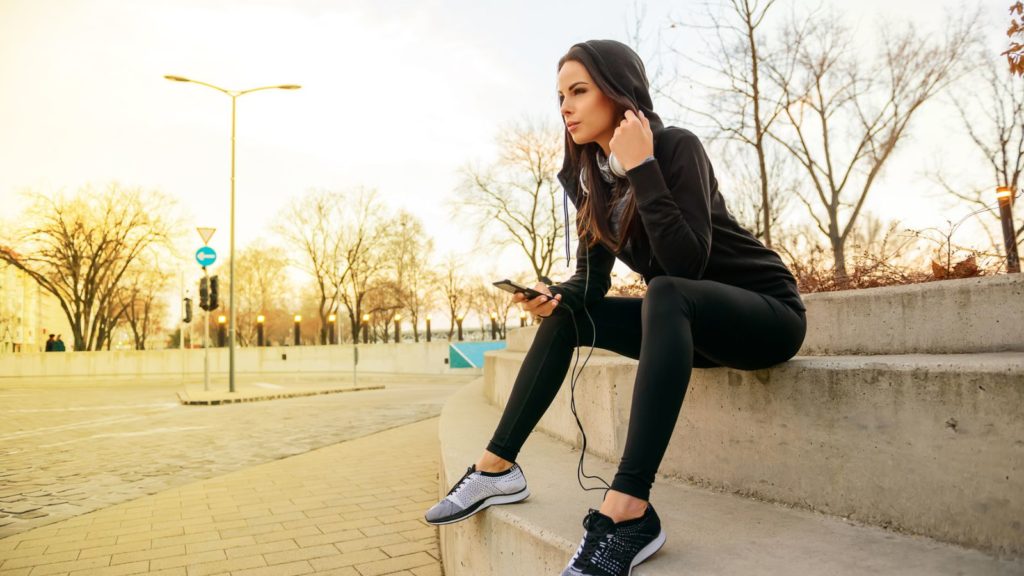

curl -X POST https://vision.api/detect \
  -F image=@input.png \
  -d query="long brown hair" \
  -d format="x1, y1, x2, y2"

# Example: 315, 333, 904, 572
558, 46, 641, 254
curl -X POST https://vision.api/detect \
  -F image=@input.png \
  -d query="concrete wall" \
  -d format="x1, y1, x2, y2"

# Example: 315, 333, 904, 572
0, 342, 471, 379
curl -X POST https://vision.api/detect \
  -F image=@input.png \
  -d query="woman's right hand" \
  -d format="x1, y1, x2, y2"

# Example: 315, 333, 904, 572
513, 283, 561, 319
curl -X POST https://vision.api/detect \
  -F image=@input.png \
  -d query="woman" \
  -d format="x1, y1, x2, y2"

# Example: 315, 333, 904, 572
425, 39, 807, 576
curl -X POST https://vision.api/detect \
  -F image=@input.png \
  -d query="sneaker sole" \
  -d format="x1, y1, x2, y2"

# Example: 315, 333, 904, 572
424, 487, 531, 526
628, 528, 666, 574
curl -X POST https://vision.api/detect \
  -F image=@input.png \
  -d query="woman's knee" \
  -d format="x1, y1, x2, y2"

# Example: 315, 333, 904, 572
642, 276, 696, 318
532, 312, 577, 348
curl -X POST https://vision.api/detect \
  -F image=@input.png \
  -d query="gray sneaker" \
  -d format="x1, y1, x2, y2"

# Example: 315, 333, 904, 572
424, 463, 529, 525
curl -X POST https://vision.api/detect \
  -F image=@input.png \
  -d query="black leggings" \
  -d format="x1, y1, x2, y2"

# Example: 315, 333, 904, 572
486, 276, 807, 502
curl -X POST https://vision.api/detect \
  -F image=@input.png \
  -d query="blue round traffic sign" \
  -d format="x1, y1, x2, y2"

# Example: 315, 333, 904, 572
196, 246, 217, 267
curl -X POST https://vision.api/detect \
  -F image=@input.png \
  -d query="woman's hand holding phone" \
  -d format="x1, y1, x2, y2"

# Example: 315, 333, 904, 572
513, 283, 561, 319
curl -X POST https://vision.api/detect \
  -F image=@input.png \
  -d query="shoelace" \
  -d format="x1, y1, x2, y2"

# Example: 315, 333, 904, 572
445, 466, 476, 498
570, 510, 614, 568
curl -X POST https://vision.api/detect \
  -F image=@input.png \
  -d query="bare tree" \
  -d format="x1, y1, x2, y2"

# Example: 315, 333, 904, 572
457, 119, 564, 282
382, 211, 436, 342
624, 0, 670, 98
664, 0, 797, 248
717, 144, 796, 240
276, 189, 345, 345
470, 274, 519, 340
116, 254, 172, 350
0, 183, 176, 351
933, 49, 1024, 256
333, 188, 392, 343
440, 253, 473, 339
224, 241, 290, 346
765, 9, 980, 282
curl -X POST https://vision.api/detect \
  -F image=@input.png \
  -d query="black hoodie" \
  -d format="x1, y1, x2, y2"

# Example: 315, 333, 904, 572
548, 39, 806, 315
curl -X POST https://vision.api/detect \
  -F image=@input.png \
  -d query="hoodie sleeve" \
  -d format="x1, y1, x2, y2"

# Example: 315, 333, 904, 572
626, 130, 712, 279
546, 232, 616, 314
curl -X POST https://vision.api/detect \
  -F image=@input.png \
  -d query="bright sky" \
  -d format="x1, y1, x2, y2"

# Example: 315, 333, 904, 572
0, 0, 1013, 304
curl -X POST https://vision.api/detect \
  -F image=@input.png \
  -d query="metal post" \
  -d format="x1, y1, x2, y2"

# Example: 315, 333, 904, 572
180, 270, 185, 386
426, 317, 431, 342
229, 95, 237, 394
997, 186, 1020, 273
203, 268, 210, 392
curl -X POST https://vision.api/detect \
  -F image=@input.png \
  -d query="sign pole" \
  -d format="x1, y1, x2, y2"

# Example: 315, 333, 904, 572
180, 270, 185, 387
194, 229, 217, 394
203, 266, 210, 392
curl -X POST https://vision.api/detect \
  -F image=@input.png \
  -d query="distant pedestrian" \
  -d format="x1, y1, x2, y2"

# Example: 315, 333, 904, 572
45, 334, 55, 352
54, 335, 66, 352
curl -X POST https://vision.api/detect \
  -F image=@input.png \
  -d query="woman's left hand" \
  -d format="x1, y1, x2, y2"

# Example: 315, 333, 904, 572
609, 109, 654, 172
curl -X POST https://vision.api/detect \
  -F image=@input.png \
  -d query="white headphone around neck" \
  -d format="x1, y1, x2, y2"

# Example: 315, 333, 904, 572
608, 153, 628, 178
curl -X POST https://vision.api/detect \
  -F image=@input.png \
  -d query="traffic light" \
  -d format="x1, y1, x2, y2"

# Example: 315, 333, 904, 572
199, 277, 209, 311
209, 275, 219, 311
183, 298, 193, 323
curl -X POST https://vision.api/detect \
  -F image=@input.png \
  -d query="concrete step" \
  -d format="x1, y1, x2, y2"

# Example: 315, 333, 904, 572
507, 274, 1024, 356
485, 349, 1024, 555
437, 378, 1024, 575
799, 275, 1023, 355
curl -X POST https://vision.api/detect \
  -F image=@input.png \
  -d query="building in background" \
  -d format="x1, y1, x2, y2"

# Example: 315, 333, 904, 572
0, 263, 69, 353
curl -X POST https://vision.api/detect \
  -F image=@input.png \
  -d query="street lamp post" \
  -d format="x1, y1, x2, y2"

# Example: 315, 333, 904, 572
361, 314, 370, 344
294, 315, 302, 346
996, 186, 1020, 273
426, 314, 432, 343
520, 311, 527, 327
490, 311, 498, 340
328, 313, 337, 345
256, 315, 265, 347
164, 74, 300, 394
394, 314, 401, 343
456, 314, 464, 342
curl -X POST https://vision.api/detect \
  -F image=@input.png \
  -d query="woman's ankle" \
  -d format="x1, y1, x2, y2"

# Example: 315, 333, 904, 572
476, 451, 514, 473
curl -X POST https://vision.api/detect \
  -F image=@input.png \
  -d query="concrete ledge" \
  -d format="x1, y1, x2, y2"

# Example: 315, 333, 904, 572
800, 274, 1023, 355
486, 349, 1024, 555
508, 275, 1024, 356
0, 342, 469, 379
175, 384, 385, 405
438, 378, 1024, 574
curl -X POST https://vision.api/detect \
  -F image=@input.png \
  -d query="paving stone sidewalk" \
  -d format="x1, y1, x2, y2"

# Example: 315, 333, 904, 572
0, 417, 446, 576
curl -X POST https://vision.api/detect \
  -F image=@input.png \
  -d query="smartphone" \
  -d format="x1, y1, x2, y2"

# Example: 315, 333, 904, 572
492, 279, 552, 301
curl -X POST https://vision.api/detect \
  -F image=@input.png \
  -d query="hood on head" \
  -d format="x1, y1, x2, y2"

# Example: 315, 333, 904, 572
556, 39, 665, 267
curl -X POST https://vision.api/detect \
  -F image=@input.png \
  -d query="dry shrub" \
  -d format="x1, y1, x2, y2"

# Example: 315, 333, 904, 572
778, 222, 998, 294
595, 218, 1005, 298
